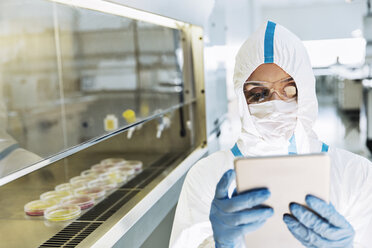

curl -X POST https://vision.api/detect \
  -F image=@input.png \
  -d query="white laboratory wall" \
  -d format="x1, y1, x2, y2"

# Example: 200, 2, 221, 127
304, 38, 366, 67
224, 0, 255, 46
259, 1, 366, 40
205, 0, 226, 45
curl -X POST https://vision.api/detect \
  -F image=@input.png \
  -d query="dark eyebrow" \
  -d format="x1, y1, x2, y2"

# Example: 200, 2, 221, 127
245, 82, 263, 86
282, 77, 294, 82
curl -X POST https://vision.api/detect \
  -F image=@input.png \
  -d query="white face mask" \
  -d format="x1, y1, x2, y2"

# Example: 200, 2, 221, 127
248, 99, 298, 143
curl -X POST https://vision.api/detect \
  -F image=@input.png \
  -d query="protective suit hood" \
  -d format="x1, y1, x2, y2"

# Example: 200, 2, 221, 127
234, 21, 322, 156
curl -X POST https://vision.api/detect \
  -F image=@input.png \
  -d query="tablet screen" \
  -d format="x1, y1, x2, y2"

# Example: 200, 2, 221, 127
234, 154, 330, 248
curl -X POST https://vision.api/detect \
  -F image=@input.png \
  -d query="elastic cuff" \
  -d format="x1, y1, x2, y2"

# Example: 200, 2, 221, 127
214, 240, 234, 248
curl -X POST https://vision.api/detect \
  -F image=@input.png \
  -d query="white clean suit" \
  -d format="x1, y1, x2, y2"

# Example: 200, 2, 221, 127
169, 21, 372, 247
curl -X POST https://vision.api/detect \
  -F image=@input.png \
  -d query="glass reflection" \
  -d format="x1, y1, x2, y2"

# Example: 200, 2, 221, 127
0, 0, 57, 176
0, 0, 184, 177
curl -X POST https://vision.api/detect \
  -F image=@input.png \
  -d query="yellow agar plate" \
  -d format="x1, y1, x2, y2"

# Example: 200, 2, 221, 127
44, 204, 81, 221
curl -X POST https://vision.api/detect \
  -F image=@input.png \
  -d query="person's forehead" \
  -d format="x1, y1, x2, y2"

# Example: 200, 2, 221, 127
247, 63, 290, 82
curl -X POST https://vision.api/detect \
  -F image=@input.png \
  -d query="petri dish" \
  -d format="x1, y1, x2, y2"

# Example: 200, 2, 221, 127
55, 183, 76, 192
99, 171, 127, 184
24, 199, 58, 216
122, 160, 143, 172
101, 158, 125, 166
91, 163, 115, 172
88, 179, 117, 192
40, 190, 72, 202
61, 195, 94, 210
80, 169, 101, 179
74, 186, 106, 200
70, 176, 92, 188
44, 204, 81, 221
110, 164, 136, 176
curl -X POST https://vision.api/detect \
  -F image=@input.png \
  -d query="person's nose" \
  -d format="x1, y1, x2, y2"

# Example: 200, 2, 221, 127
271, 91, 281, 100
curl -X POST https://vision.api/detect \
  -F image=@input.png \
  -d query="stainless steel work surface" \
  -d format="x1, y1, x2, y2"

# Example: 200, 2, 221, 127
0, 150, 187, 248
1, 220, 65, 247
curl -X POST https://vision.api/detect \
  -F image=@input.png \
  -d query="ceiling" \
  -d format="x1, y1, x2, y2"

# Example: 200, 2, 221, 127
258, 0, 362, 7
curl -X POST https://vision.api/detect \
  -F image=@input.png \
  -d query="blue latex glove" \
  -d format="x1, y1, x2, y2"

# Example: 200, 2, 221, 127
209, 169, 274, 248
283, 195, 355, 248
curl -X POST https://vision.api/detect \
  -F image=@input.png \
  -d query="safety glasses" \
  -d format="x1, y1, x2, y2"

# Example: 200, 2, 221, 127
243, 77, 297, 104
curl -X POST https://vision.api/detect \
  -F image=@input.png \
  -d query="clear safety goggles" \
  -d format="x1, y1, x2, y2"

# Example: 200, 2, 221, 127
243, 77, 297, 104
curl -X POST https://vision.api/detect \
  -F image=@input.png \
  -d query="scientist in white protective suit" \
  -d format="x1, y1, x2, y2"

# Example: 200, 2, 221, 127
169, 21, 372, 248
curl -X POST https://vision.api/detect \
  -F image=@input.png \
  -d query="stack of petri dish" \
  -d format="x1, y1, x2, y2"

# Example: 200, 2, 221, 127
24, 157, 143, 221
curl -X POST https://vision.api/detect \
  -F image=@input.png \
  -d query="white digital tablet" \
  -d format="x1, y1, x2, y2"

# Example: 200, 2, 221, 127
234, 153, 330, 248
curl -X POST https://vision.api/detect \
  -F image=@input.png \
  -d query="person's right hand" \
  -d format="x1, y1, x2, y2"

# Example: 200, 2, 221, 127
209, 169, 274, 248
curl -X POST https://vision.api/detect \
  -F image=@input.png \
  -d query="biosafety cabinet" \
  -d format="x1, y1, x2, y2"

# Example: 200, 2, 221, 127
0, 1, 208, 247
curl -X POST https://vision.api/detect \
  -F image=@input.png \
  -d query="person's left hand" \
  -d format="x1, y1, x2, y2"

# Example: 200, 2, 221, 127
283, 195, 354, 248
